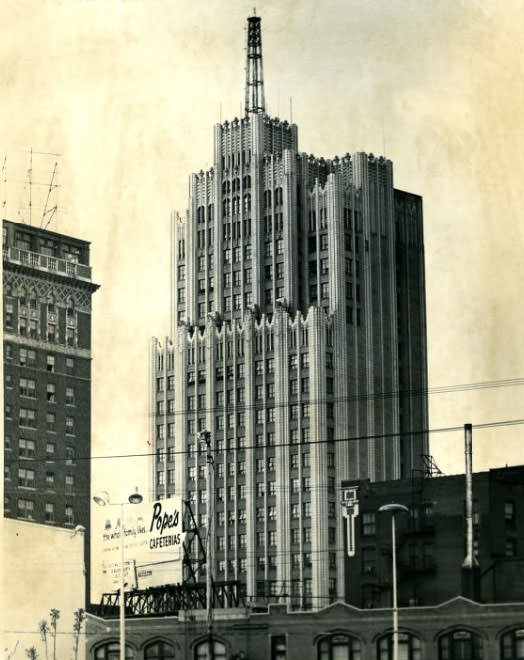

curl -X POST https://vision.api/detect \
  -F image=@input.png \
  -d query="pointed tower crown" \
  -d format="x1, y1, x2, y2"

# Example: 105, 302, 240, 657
245, 15, 266, 114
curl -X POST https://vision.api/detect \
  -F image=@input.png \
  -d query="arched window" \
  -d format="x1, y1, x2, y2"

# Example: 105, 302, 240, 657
438, 630, 483, 660
318, 633, 361, 660
94, 642, 133, 660
194, 639, 226, 660
18, 287, 27, 308
66, 297, 75, 320
28, 289, 37, 310
144, 641, 176, 660
47, 294, 56, 314
501, 628, 524, 659
377, 632, 422, 660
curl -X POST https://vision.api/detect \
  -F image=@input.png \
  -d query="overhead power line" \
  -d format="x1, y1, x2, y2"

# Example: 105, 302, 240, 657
6, 417, 524, 466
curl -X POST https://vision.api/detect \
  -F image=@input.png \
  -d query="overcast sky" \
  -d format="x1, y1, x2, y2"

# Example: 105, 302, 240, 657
2, 0, 524, 512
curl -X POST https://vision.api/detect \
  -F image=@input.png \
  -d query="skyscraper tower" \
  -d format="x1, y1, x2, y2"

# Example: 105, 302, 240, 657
151, 15, 428, 609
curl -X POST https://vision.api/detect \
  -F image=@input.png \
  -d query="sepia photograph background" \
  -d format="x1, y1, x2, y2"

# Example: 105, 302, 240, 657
1, 0, 524, 647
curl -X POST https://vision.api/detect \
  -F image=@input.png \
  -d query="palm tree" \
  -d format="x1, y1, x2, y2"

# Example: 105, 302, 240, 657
25, 647, 38, 660
39, 620, 49, 660
72, 609, 85, 660
49, 609, 60, 660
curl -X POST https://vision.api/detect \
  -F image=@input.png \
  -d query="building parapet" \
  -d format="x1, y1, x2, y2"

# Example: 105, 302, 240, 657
3, 245, 92, 281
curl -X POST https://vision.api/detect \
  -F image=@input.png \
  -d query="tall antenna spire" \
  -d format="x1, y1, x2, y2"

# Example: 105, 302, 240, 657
244, 14, 265, 115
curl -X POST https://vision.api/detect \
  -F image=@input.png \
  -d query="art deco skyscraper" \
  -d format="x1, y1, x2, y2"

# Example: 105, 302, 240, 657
151, 15, 428, 609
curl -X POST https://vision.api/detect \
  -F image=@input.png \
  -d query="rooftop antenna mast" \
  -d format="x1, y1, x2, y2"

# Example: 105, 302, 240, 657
1, 155, 6, 213
41, 161, 59, 230
245, 11, 266, 115
28, 147, 33, 224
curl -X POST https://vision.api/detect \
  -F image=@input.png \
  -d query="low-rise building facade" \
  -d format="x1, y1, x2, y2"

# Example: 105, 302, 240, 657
86, 598, 524, 660
341, 465, 524, 608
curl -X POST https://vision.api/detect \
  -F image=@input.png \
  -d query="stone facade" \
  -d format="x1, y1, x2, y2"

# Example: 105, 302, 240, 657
150, 17, 428, 610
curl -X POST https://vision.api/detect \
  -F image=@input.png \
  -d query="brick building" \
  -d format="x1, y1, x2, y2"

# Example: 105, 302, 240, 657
3, 218, 99, 601
86, 598, 524, 660
341, 465, 524, 609
150, 14, 429, 611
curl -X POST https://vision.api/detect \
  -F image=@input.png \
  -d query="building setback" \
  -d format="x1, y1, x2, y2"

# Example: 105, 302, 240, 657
3, 218, 99, 603
342, 465, 524, 609
151, 15, 429, 609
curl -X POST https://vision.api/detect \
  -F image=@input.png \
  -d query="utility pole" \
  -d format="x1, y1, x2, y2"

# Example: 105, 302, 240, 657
199, 431, 214, 660
461, 423, 480, 599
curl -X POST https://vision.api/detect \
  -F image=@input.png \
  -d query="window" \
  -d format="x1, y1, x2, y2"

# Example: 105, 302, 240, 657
65, 505, 74, 525
46, 355, 55, 372
144, 641, 175, 660
378, 633, 422, 660
271, 636, 287, 660
505, 500, 516, 527
194, 640, 226, 660
46, 442, 55, 460
303, 502, 311, 518
47, 383, 56, 402
506, 538, 517, 557
65, 475, 74, 494
46, 412, 56, 432
19, 438, 35, 458
18, 499, 35, 519
65, 387, 75, 405
318, 634, 361, 660
66, 357, 75, 374
19, 408, 36, 428
65, 417, 75, 435
362, 512, 376, 536
45, 472, 55, 488
19, 378, 36, 398
65, 446, 75, 465
438, 630, 483, 660
18, 468, 35, 488
45, 502, 55, 523
501, 628, 524, 660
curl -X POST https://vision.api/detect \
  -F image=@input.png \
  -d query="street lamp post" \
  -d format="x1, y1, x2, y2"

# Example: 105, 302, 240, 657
198, 431, 214, 660
93, 489, 143, 660
378, 503, 408, 660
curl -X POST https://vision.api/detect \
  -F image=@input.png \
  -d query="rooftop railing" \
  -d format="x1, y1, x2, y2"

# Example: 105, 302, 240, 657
3, 246, 92, 281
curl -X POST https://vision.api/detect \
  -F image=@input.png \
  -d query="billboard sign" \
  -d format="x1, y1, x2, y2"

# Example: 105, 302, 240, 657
100, 497, 184, 592
101, 559, 137, 591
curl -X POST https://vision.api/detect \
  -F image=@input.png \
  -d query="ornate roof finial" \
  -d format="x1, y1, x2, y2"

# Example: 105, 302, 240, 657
245, 14, 265, 115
